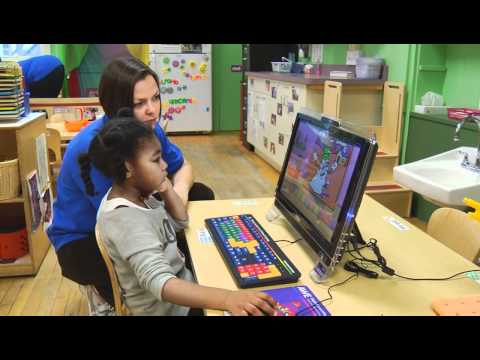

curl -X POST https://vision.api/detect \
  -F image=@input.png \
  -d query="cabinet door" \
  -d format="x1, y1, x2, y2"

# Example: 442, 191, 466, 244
255, 93, 269, 155
246, 90, 256, 146
271, 82, 305, 168
248, 77, 271, 96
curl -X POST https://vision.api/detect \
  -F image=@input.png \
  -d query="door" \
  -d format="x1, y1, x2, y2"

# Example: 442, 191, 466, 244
212, 44, 243, 131
150, 52, 212, 132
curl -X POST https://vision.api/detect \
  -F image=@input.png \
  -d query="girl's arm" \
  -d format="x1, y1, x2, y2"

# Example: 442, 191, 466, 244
162, 277, 277, 316
157, 178, 188, 222
170, 159, 193, 206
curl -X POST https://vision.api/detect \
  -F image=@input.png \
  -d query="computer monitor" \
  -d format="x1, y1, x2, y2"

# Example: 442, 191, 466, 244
274, 109, 378, 281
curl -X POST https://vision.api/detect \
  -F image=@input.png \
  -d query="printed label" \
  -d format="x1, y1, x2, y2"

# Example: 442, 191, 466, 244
232, 199, 258, 206
197, 228, 213, 245
383, 216, 410, 231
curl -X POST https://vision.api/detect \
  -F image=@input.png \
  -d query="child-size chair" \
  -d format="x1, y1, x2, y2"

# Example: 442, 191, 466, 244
427, 207, 480, 264
45, 127, 62, 195
95, 225, 131, 316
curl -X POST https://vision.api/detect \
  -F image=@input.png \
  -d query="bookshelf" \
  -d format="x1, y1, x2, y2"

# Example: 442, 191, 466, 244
0, 112, 51, 277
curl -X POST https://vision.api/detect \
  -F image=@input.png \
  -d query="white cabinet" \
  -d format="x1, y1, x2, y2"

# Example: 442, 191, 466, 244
247, 77, 307, 170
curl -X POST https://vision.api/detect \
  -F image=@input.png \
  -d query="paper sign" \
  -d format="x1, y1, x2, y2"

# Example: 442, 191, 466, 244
35, 133, 49, 193
197, 228, 213, 245
383, 216, 410, 231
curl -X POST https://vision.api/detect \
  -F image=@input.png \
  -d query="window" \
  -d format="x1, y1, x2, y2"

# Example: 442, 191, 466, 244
0, 44, 50, 61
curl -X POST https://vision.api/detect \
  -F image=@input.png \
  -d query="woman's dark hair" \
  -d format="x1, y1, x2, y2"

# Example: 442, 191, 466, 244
99, 57, 160, 118
78, 108, 156, 196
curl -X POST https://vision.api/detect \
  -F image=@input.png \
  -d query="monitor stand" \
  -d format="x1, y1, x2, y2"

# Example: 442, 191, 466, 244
309, 221, 365, 283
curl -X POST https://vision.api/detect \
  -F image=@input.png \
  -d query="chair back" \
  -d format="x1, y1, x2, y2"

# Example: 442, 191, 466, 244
95, 225, 131, 316
427, 207, 480, 264
46, 127, 62, 165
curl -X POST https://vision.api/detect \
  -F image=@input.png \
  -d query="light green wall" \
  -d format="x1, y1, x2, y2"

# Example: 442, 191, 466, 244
443, 44, 480, 108
361, 44, 410, 83
322, 44, 349, 64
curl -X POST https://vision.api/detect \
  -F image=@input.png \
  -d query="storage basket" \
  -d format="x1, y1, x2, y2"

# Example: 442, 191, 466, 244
271, 62, 292, 73
355, 57, 384, 79
0, 158, 20, 201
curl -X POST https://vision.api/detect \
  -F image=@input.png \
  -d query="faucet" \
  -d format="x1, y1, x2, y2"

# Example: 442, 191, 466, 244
453, 115, 480, 171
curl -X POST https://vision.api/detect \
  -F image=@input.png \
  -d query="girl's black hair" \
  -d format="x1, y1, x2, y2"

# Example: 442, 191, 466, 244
78, 108, 157, 196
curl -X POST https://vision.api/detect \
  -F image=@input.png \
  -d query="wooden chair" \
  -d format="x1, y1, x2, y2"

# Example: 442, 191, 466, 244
427, 208, 480, 264
323, 80, 342, 120
45, 127, 62, 195
95, 225, 131, 316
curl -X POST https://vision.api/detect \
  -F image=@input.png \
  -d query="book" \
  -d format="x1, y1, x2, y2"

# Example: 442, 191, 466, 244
329, 70, 354, 79
263, 285, 330, 316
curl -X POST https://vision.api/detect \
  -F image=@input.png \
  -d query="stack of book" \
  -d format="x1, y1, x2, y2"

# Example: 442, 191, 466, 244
329, 70, 354, 79
0, 62, 25, 121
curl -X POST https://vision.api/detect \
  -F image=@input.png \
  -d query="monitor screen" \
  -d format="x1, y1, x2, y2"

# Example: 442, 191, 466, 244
274, 110, 377, 270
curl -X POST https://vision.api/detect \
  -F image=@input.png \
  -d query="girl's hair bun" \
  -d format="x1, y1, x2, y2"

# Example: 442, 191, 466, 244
116, 107, 134, 118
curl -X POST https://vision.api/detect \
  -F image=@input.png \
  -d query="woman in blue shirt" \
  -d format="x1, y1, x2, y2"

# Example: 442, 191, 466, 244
47, 57, 214, 306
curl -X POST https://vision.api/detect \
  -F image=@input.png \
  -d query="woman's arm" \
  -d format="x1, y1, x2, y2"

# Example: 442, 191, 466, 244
162, 277, 277, 316
170, 159, 193, 206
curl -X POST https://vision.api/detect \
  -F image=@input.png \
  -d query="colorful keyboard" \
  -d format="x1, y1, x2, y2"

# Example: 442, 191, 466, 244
205, 214, 301, 288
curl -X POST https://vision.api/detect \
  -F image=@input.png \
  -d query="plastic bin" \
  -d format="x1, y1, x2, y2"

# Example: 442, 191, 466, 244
63, 107, 89, 132
0, 224, 28, 263
355, 57, 384, 79
271, 62, 292, 73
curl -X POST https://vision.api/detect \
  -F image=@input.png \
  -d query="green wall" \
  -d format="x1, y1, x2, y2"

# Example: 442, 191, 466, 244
212, 44, 242, 131
443, 44, 480, 108
322, 44, 349, 64
361, 44, 410, 83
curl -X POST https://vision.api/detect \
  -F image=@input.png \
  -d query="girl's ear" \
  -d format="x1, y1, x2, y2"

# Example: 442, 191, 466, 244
125, 160, 134, 179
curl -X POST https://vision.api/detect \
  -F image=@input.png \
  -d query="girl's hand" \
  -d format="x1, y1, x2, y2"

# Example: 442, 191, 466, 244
224, 290, 277, 316
157, 178, 173, 194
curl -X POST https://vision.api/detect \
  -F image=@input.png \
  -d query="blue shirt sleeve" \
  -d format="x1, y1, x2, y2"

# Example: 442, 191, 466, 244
154, 123, 184, 174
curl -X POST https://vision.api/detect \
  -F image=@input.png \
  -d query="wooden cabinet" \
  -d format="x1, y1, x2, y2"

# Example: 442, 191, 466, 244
247, 74, 413, 218
0, 113, 51, 277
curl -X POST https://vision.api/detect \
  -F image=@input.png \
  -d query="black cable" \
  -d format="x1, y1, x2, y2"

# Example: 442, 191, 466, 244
295, 273, 358, 316
393, 270, 480, 281
273, 238, 303, 245
347, 238, 480, 281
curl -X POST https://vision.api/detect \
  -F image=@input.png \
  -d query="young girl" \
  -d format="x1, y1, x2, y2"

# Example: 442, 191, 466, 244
78, 113, 277, 316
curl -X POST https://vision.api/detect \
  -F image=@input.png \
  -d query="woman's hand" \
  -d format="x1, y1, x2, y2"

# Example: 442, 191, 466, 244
224, 290, 277, 316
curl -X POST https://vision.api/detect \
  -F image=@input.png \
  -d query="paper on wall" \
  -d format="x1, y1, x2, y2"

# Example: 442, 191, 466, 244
35, 133, 49, 193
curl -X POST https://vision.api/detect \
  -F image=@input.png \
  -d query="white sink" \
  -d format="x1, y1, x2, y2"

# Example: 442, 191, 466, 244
394, 147, 480, 206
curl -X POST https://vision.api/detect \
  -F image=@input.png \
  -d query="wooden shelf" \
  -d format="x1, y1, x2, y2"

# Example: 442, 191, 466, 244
0, 112, 51, 277
0, 253, 32, 267
0, 196, 24, 204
